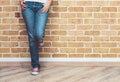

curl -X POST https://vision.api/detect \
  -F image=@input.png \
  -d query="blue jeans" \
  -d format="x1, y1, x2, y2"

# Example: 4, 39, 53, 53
22, 1, 49, 69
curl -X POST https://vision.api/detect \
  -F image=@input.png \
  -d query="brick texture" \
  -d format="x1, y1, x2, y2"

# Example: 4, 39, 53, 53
0, 0, 120, 58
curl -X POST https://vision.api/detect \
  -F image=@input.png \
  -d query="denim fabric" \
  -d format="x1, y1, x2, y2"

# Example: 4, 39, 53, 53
22, 1, 49, 69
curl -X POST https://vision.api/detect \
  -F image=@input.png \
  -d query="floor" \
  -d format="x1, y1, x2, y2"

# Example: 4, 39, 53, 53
0, 66, 120, 82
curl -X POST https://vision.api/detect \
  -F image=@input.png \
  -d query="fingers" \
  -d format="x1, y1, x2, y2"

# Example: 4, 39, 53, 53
20, 1, 27, 10
21, 4, 27, 9
40, 6, 49, 13
40, 8, 47, 13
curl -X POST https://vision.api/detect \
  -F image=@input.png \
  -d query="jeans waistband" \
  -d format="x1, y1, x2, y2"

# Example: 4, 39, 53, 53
25, 1, 43, 4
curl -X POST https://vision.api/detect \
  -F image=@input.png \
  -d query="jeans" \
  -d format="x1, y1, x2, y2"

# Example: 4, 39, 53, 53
22, 1, 49, 69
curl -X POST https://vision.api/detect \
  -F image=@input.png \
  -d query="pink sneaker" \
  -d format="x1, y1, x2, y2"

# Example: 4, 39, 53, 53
38, 39, 44, 47
32, 68, 40, 75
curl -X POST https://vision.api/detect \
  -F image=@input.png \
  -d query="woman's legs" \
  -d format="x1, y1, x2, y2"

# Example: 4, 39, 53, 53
22, 1, 48, 70
22, 7, 40, 69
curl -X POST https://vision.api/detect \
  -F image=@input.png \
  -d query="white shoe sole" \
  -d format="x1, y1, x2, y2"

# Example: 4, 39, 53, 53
40, 43, 44, 47
32, 72, 39, 75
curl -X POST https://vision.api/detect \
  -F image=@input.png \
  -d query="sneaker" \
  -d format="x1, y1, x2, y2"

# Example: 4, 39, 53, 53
31, 68, 40, 75
38, 39, 44, 47
40, 42, 44, 47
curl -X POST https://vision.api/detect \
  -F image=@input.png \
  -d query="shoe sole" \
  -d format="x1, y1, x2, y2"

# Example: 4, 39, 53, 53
40, 43, 44, 47
32, 72, 39, 75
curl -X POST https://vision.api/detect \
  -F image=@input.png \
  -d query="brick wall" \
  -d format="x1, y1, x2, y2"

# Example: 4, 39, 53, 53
0, 0, 120, 59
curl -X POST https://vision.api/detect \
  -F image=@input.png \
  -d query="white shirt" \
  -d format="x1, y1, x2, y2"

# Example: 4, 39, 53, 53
24, 0, 48, 3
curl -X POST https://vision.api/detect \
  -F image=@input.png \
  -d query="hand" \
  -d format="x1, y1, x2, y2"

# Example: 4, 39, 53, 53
40, 0, 52, 13
19, 0, 27, 10
40, 4, 50, 13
